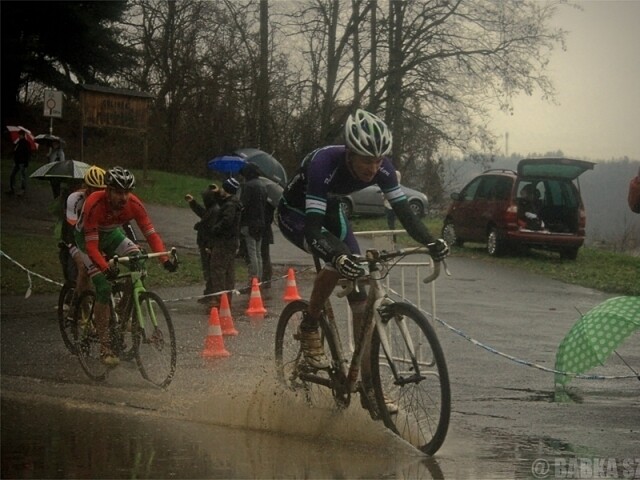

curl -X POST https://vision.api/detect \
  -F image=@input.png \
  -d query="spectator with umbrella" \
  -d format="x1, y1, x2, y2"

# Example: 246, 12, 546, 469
7, 128, 32, 196
47, 137, 66, 198
33, 134, 67, 198
239, 162, 267, 288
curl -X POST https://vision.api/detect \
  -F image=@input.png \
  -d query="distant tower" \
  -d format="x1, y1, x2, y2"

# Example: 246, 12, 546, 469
505, 132, 509, 157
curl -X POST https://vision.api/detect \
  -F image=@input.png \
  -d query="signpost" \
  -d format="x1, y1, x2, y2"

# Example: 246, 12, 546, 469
43, 89, 63, 134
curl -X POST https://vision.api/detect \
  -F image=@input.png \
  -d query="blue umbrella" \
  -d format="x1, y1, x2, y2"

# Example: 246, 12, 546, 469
207, 155, 246, 174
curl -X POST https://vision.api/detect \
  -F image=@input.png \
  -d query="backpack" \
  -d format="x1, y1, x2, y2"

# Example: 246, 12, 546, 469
628, 175, 640, 214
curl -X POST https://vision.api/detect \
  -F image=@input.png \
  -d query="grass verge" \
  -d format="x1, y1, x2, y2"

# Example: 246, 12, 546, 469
1, 165, 637, 296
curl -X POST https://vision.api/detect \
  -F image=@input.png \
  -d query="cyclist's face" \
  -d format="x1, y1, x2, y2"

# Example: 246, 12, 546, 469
107, 187, 131, 211
348, 153, 382, 182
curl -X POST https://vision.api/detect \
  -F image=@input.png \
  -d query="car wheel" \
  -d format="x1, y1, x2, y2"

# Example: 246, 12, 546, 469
339, 198, 353, 219
442, 220, 463, 247
487, 227, 506, 256
409, 199, 424, 217
560, 247, 579, 260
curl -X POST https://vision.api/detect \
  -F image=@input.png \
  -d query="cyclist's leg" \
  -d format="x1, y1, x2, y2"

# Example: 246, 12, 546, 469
279, 200, 353, 368
69, 245, 92, 299
77, 228, 128, 365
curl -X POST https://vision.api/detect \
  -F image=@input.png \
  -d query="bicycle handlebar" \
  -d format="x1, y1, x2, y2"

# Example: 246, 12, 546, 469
335, 246, 450, 297
109, 247, 178, 267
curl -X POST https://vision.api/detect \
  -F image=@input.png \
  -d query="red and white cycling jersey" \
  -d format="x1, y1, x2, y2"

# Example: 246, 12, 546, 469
82, 190, 168, 271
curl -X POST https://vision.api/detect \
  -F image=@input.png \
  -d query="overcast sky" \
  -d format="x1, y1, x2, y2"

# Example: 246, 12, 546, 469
488, 0, 640, 161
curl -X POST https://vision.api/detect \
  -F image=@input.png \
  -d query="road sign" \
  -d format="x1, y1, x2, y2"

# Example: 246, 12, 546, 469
43, 90, 63, 118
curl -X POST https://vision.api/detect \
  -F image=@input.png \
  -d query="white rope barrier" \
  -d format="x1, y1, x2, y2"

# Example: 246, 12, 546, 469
1, 250, 64, 298
2, 245, 636, 381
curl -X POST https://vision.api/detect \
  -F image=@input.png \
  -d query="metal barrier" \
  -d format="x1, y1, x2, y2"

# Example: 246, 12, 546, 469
339, 230, 436, 351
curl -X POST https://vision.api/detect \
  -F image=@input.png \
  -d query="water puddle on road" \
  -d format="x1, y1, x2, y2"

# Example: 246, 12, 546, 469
1, 394, 439, 479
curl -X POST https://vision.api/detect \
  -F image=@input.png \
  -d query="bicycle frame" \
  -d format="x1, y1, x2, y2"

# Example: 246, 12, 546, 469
278, 246, 450, 454
314, 247, 444, 397
111, 248, 177, 331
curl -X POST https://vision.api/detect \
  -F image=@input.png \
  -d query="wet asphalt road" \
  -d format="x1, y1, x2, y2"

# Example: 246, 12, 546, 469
2, 203, 639, 478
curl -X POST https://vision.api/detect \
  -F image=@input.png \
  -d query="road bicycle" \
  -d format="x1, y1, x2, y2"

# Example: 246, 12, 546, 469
275, 246, 451, 455
73, 248, 178, 388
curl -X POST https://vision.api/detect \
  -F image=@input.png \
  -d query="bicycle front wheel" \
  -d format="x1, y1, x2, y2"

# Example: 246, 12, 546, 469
275, 300, 340, 408
370, 302, 451, 455
58, 282, 76, 354
133, 291, 176, 388
73, 290, 109, 381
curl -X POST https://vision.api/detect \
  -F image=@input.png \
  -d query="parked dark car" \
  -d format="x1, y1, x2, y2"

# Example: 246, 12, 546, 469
338, 184, 429, 218
442, 158, 595, 259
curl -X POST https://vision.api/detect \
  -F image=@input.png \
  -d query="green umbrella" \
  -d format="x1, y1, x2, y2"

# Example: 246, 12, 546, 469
555, 296, 640, 389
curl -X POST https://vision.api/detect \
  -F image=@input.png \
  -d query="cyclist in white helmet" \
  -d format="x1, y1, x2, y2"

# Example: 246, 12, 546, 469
277, 108, 449, 370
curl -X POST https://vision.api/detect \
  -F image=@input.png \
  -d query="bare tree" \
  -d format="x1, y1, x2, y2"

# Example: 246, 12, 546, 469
258, 0, 270, 150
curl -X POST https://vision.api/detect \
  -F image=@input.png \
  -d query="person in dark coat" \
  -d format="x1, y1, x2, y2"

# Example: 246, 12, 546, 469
8, 129, 31, 195
239, 163, 267, 285
260, 200, 275, 288
48, 138, 66, 199
185, 185, 220, 303
208, 178, 242, 308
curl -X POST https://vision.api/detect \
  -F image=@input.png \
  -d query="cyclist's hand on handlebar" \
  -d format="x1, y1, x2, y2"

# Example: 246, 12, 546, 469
427, 238, 450, 262
103, 265, 119, 281
163, 259, 178, 273
333, 254, 365, 280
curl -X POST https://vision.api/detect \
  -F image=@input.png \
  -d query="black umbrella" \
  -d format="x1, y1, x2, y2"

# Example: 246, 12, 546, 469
34, 133, 63, 147
257, 177, 284, 207
30, 159, 90, 180
233, 148, 288, 188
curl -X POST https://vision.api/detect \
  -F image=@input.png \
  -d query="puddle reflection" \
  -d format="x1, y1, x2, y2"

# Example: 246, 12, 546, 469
1, 398, 441, 479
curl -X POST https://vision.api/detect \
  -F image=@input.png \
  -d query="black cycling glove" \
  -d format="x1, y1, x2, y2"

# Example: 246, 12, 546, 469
163, 259, 178, 273
103, 265, 119, 281
428, 239, 450, 262
333, 254, 365, 280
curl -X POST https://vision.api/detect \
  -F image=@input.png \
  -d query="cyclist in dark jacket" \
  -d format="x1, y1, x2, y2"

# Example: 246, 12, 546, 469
277, 109, 449, 369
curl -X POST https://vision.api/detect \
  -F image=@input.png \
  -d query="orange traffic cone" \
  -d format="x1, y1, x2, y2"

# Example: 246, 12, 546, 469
245, 277, 267, 317
202, 307, 230, 358
283, 268, 302, 302
219, 292, 238, 336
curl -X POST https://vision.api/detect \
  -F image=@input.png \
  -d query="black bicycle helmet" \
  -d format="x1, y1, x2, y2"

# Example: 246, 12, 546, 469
345, 109, 393, 157
105, 166, 136, 190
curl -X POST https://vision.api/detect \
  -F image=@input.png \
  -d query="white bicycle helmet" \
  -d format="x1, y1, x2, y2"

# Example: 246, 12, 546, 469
106, 166, 136, 190
344, 109, 393, 157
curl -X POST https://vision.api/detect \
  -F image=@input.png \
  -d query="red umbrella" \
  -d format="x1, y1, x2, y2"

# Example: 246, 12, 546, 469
5, 125, 38, 152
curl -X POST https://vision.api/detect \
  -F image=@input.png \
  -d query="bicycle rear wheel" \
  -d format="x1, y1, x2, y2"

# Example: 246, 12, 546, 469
73, 290, 109, 381
370, 302, 451, 455
133, 291, 176, 388
57, 282, 76, 354
275, 300, 341, 408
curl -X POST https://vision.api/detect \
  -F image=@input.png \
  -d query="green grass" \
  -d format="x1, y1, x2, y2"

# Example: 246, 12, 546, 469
1, 164, 638, 296
130, 168, 219, 207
